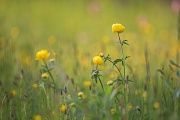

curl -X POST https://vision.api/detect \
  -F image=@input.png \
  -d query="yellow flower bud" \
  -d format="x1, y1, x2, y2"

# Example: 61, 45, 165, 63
78, 92, 86, 99
110, 108, 116, 115
41, 73, 49, 79
112, 23, 125, 33
93, 56, 103, 65
107, 80, 113, 86
36, 50, 50, 61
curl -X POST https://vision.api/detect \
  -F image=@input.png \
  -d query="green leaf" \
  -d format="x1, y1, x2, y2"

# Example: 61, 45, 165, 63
121, 40, 129, 46
169, 60, 180, 68
113, 58, 122, 65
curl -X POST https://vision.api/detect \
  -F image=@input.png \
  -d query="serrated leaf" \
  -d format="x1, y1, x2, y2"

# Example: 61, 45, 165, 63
121, 40, 129, 46
169, 60, 180, 68
113, 58, 122, 65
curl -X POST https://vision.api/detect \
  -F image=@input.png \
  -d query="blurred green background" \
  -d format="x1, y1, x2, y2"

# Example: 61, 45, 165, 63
0, 0, 179, 119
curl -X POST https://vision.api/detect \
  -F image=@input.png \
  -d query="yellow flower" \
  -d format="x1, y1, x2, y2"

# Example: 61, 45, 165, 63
93, 56, 103, 65
60, 104, 67, 112
110, 108, 116, 115
107, 80, 113, 86
128, 105, 133, 109
83, 81, 91, 87
33, 115, 41, 120
153, 102, 160, 109
36, 50, 50, 61
41, 73, 49, 79
11, 90, 17, 96
32, 83, 38, 89
112, 23, 125, 33
10, 27, 19, 39
78, 92, 86, 99
142, 91, 147, 98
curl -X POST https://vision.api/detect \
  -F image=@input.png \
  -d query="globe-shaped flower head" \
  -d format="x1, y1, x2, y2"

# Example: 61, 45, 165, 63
112, 23, 125, 33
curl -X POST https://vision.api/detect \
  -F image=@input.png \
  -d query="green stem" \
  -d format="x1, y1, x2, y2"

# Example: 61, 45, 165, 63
98, 77, 104, 92
42, 85, 50, 109
118, 33, 126, 80
106, 58, 123, 79
43, 60, 55, 84
118, 32, 127, 107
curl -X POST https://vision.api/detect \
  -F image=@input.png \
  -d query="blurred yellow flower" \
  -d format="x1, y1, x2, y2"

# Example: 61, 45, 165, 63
41, 73, 49, 79
107, 80, 113, 86
60, 104, 67, 112
32, 83, 38, 89
78, 92, 86, 99
112, 23, 125, 33
142, 91, 147, 98
48, 35, 56, 45
110, 108, 116, 115
11, 90, 17, 96
51, 111, 55, 116
69, 102, 75, 108
135, 90, 140, 95
93, 56, 103, 65
83, 81, 91, 86
33, 115, 41, 120
153, 102, 160, 109
36, 50, 50, 61
128, 105, 133, 109
11, 27, 19, 39
102, 36, 110, 43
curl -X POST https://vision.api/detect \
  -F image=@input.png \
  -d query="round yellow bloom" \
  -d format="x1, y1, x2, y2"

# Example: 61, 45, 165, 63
112, 23, 125, 33
78, 92, 86, 99
11, 90, 17, 96
32, 83, 38, 89
34, 115, 41, 120
41, 73, 49, 79
93, 56, 103, 65
107, 80, 113, 86
153, 102, 160, 109
83, 81, 91, 87
60, 104, 67, 112
36, 50, 50, 61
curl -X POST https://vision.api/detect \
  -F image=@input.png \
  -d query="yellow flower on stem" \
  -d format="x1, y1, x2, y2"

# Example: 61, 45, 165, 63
36, 50, 50, 61
93, 56, 103, 65
112, 23, 125, 33
60, 104, 67, 112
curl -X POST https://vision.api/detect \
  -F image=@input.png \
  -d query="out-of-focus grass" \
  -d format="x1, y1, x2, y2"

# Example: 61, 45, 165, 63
0, 0, 179, 119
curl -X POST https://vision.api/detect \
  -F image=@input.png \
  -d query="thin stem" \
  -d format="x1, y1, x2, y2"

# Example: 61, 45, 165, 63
43, 60, 55, 84
98, 77, 104, 92
118, 32, 127, 107
118, 33, 126, 80
106, 58, 123, 79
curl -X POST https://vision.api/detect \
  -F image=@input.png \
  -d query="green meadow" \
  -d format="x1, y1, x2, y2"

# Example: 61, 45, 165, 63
0, 0, 179, 120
